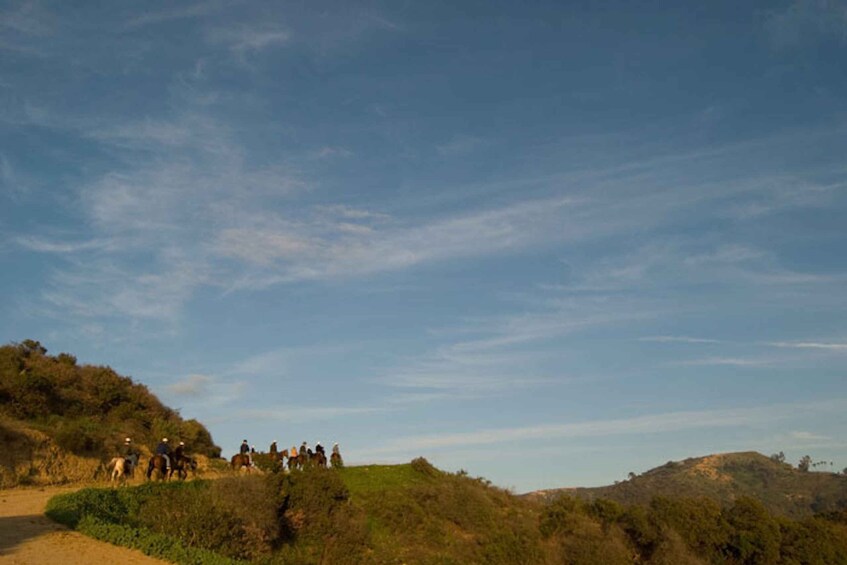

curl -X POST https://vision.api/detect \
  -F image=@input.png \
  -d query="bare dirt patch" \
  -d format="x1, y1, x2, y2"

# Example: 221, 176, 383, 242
0, 485, 166, 564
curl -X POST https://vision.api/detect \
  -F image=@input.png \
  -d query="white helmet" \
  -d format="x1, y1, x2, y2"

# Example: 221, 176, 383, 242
162, 438, 168, 442
179, 441, 185, 446
125, 437, 131, 442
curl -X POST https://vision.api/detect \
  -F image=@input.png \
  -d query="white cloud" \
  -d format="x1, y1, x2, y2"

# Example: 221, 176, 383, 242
15, 235, 113, 254
638, 336, 720, 344
789, 430, 832, 441
369, 399, 847, 455
240, 405, 387, 423
671, 357, 775, 367
207, 24, 290, 54
767, 341, 847, 351
125, 2, 219, 28
372, 399, 847, 454
436, 135, 488, 156
167, 374, 214, 396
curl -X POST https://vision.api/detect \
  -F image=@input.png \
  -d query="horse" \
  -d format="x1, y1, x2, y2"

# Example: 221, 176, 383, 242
231, 453, 252, 472
287, 452, 300, 471
147, 454, 170, 481
330, 451, 343, 469
313, 451, 327, 468
108, 454, 137, 484
171, 455, 197, 480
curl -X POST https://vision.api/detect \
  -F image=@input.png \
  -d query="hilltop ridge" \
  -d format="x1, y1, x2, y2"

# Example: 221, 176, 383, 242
0, 339, 221, 487
530, 451, 847, 518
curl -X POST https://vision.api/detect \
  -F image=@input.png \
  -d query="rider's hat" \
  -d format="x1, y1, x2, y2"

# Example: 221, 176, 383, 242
179, 441, 185, 446
162, 437, 168, 442
125, 437, 131, 442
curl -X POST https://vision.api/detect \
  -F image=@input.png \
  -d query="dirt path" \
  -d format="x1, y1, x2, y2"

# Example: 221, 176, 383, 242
0, 485, 167, 564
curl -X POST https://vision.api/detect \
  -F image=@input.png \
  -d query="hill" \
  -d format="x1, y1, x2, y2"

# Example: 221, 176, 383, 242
46, 459, 847, 564
533, 451, 847, 518
0, 339, 220, 487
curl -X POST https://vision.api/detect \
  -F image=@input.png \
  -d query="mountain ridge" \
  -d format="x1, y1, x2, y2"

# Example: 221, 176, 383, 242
527, 450, 847, 518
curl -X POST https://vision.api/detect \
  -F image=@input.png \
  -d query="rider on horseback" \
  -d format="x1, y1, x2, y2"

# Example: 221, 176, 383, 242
240, 439, 252, 466
120, 437, 139, 475
174, 440, 185, 462
156, 438, 171, 470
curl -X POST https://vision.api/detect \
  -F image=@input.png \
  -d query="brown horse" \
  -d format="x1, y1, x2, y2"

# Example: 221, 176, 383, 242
231, 453, 252, 471
171, 455, 197, 480
147, 454, 170, 481
330, 451, 343, 468
313, 451, 327, 468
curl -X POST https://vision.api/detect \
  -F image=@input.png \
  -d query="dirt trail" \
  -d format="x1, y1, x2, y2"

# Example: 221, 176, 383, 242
0, 485, 167, 564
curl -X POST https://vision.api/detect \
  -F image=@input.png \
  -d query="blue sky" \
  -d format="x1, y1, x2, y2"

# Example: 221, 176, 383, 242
1, 0, 846, 491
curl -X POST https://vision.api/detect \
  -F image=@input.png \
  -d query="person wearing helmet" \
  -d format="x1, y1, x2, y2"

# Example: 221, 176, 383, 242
174, 440, 186, 461
147, 437, 171, 477
121, 437, 139, 476
156, 437, 172, 470
240, 439, 252, 466
330, 442, 343, 468
269, 441, 278, 455
315, 441, 325, 456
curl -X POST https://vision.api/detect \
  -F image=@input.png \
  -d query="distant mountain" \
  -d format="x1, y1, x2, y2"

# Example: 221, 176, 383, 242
529, 451, 847, 518
0, 339, 221, 487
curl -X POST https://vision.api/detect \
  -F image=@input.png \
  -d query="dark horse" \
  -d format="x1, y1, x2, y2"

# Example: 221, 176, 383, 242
231, 453, 252, 472
171, 455, 197, 480
147, 454, 170, 481
313, 451, 327, 468
287, 451, 300, 471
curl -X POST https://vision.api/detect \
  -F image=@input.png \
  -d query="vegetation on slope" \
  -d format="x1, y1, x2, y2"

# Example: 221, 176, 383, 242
47, 458, 847, 565
567, 451, 847, 518
0, 339, 220, 486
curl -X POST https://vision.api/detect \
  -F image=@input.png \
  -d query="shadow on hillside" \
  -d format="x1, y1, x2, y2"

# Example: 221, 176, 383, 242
0, 514, 66, 555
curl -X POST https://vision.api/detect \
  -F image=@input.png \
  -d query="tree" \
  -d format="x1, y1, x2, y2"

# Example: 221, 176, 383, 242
770, 451, 785, 463
798, 455, 812, 472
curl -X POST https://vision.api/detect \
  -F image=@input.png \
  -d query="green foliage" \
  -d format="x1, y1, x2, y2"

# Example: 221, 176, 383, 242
569, 451, 847, 519
0, 340, 221, 459
47, 461, 847, 565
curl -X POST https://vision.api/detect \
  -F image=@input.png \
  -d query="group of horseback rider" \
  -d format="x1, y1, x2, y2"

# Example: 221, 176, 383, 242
238, 438, 343, 469
118, 436, 191, 479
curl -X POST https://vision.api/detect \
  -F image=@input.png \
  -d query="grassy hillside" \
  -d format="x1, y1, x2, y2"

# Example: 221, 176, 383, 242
46, 459, 847, 565
0, 339, 220, 487
554, 452, 847, 518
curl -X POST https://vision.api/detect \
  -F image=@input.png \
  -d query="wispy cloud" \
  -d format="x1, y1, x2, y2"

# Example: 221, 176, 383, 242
241, 405, 387, 424
638, 336, 721, 344
166, 374, 214, 396
670, 357, 775, 367
766, 341, 847, 351
789, 430, 832, 441
207, 24, 290, 54
436, 135, 489, 156
15, 235, 113, 254
0, 0, 52, 36
370, 399, 847, 454
763, 0, 847, 49
125, 2, 220, 29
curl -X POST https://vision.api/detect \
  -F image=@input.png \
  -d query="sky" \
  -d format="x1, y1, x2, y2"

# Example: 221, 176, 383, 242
1, 0, 846, 492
